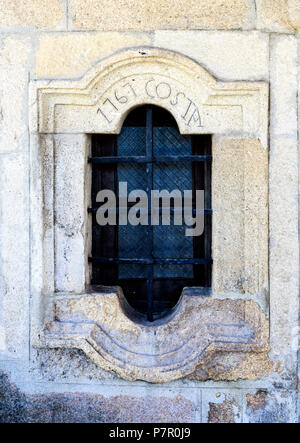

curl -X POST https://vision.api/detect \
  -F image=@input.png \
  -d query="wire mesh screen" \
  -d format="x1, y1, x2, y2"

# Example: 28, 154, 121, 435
153, 127, 193, 278
117, 126, 193, 279
118, 126, 148, 278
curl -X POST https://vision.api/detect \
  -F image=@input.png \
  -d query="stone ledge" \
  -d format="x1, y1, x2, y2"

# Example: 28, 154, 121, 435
35, 289, 270, 382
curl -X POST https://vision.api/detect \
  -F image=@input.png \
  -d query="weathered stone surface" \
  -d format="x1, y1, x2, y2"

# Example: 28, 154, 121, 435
69, 0, 254, 31
0, 0, 65, 30
189, 351, 280, 381
0, 40, 30, 358
212, 138, 268, 298
0, 154, 29, 359
256, 0, 300, 32
269, 138, 299, 373
31, 348, 117, 381
288, 0, 300, 29
208, 401, 236, 423
202, 391, 242, 423
0, 370, 197, 423
246, 390, 267, 410
54, 134, 89, 293
39, 290, 269, 382
35, 31, 270, 82
35, 33, 152, 79
0, 37, 31, 153
154, 31, 269, 81
269, 35, 299, 371
270, 35, 298, 138
244, 390, 296, 423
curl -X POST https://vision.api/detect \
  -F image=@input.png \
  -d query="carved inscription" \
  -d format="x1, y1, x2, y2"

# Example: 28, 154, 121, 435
97, 78, 202, 127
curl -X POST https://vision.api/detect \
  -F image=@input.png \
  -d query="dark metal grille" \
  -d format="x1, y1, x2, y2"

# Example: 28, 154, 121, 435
89, 105, 212, 322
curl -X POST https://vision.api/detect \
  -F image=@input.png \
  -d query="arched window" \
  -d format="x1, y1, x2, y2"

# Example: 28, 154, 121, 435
89, 105, 212, 321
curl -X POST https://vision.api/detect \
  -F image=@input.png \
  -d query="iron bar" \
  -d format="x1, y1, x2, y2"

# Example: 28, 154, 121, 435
146, 106, 154, 322
88, 207, 212, 215
88, 155, 212, 164
89, 257, 213, 265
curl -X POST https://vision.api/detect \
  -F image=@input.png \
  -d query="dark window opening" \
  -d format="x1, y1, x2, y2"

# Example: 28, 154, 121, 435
89, 105, 212, 322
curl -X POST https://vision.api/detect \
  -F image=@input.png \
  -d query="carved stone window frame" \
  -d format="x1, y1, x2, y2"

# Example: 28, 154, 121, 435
29, 47, 269, 382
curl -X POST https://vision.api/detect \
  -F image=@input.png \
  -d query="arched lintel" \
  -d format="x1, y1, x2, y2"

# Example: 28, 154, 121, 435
84, 46, 218, 89
84, 46, 215, 134
32, 46, 268, 141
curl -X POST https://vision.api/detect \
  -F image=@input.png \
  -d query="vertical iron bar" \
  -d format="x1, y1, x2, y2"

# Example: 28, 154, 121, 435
146, 106, 154, 321
203, 135, 212, 287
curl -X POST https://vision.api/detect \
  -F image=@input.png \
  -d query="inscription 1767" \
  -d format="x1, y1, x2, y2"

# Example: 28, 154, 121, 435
97, 78, 202, 128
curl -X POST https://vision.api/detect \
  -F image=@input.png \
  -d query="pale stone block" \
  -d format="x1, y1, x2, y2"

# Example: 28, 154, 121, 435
69, 0, 254, 31
212, 138, 244, 294
270, 35, 298, 138
35, 33, 152, 79
154, 31, 269, 81
256, 0, 300, 32
41, 135, 55, 295
269, 35, 299, 365
287, 0, 300, 29
0, 0, 65, 30
29, 134, 54, 343
212, 138, 268, 299
0, 37, 31, 153
298, 39, 300, 144
0, 153, 29, 359
269, 139, 299, 361
54, 134, 89, 293
243, 141, 268, 296
30, 134, 46, 297
0, 326, 6, 351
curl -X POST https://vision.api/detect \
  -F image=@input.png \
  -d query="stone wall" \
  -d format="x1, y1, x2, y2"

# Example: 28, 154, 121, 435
0, 0, 299, 423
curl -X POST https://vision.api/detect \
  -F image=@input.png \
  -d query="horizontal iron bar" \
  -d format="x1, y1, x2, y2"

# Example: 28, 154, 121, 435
88, 155, 212, 164
88, 257, 213, 265
88, 207, 213, 215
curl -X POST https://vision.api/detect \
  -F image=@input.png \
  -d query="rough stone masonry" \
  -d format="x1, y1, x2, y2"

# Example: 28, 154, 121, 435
0, 0, 300, 423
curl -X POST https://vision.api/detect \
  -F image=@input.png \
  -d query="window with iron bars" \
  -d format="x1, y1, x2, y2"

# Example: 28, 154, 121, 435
88, 105, 212, 322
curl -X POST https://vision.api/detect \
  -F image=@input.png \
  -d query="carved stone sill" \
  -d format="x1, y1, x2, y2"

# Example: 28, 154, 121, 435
42, 289, 269, 382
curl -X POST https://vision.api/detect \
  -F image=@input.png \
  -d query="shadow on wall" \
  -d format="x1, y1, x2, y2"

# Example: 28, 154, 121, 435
0, 370, 196, 423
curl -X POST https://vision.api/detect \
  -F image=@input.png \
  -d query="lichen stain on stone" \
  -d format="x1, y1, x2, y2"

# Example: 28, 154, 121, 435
245, 390, 292, 423
208, 399, 236, 423
189, 351, 281, 381
246, 391, 267, 411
